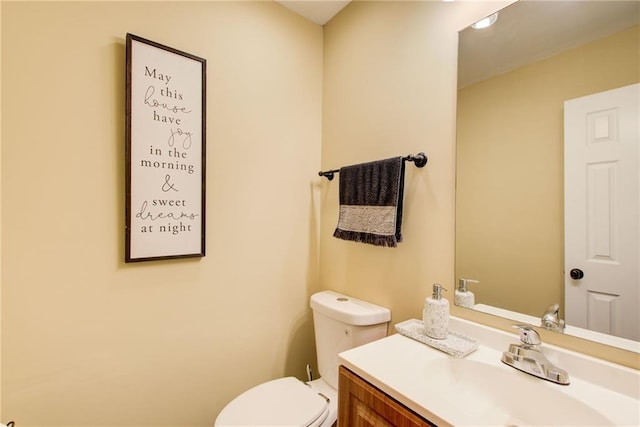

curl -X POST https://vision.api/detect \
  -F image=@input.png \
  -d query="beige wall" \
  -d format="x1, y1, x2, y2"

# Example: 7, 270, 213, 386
2, 2, 321, 425
456, 26, 640, 318
0, 1, 3, 418
2, 1, 638, 426
320, 0, 638, 370
320, 2, 511, 328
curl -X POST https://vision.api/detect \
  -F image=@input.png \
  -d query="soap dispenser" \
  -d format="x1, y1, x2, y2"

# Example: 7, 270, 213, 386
455, 278, 479, 309
423, 283, 449, 340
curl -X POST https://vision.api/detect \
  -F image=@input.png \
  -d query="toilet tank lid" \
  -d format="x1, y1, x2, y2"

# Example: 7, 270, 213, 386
310, 291, 391, 326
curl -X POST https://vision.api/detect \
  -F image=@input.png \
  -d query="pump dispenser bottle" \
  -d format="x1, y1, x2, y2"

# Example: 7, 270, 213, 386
423, 283, 449, 340
455, 278, 479, 308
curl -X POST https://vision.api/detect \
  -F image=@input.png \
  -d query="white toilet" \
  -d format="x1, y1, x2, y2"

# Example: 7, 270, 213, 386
215, 290, 391, 427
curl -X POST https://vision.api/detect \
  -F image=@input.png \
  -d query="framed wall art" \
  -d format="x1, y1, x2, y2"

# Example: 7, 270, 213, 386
125, 34, 206, 262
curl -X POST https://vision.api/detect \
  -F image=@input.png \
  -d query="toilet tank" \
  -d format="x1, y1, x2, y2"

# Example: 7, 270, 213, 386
310, 291, 391, 390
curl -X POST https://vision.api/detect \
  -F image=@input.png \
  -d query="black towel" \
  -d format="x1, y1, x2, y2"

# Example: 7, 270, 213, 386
333, 156, 405, 247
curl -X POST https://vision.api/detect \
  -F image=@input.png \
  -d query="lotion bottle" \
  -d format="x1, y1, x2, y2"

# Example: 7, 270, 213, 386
455, 278, 479, 309
423, 283, 449, 340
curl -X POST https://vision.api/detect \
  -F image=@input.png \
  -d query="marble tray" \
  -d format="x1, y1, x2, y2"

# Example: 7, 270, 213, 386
395, 319, 479, 358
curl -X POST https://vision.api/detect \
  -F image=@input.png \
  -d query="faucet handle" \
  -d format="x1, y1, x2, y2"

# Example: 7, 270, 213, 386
512, 324, 541, 345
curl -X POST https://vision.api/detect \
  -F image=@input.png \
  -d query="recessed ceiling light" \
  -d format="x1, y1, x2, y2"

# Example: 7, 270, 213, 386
472, 12, 498, 29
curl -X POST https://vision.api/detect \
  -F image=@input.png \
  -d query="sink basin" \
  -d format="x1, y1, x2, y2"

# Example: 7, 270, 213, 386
339, 317, 640, 427
423, 358, 613, 426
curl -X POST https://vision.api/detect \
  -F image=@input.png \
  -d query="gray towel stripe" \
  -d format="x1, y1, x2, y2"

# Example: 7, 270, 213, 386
337, 205, 397, 236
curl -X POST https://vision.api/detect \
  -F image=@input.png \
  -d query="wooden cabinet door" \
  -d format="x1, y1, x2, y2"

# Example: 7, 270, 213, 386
350, 395, 394, 426
338, 365, 435, 427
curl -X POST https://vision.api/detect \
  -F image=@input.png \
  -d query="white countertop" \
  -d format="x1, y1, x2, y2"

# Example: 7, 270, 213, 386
338, 317, 640, 426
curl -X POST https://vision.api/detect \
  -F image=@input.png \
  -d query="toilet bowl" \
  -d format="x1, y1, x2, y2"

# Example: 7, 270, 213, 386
214, 290, 391, 427
215, 377, 332, 427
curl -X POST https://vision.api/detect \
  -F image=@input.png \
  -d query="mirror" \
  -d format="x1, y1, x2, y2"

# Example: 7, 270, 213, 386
455, 0, 639, 352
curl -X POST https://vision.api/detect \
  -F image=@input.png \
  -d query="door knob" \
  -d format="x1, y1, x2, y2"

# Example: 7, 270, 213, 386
570, 268, 584, 280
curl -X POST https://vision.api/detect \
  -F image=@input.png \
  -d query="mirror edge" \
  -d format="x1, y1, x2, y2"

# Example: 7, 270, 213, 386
452, 0, 639, 372
451, 305, 640, 370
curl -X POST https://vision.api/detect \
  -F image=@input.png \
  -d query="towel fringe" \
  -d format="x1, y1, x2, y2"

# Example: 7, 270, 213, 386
333, 229, 400, 248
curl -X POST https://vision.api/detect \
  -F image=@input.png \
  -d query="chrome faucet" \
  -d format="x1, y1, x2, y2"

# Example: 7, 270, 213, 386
501, 325, 570, 385
540, 303, 565, 332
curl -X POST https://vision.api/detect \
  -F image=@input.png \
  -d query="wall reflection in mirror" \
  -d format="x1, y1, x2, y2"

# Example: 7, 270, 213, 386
455, 0, 639, 353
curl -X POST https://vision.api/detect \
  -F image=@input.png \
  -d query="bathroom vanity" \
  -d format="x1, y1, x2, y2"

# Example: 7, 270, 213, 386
338, 317, 640, 426
338, 366, 433, 426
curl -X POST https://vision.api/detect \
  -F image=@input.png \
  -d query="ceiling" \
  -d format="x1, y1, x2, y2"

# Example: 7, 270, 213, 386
276, 0, 351, 25
458, 0, 640, 88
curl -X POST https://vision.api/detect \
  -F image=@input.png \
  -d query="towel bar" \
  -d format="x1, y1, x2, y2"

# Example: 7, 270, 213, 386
318, 152, 427, 181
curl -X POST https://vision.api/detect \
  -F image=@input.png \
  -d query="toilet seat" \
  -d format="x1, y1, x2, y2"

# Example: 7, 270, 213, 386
215, 377, 330, 427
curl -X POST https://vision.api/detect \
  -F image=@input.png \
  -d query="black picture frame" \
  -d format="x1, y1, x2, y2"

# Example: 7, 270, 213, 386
125, 34, 206, 262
